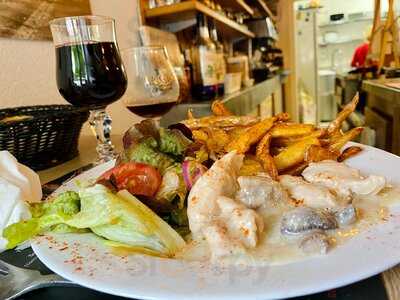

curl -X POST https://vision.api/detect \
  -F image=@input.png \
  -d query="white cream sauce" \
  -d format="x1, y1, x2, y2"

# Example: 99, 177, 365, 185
177, 186, 400, 266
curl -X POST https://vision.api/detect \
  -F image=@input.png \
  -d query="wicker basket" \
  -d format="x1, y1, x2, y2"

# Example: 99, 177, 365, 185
0, 105, 89, 170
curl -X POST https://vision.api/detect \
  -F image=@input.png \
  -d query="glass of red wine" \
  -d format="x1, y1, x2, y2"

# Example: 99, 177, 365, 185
49, 15, 127, 164
121, 46, 179, 121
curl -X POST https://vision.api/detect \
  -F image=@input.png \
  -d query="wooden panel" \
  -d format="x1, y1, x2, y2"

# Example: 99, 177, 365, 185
217, 0, 254, 16
0, 0, 91, 41
392, 106, 400, 156
365, 107, 392, 151
276, 0, 298, 121
382, 267, 400, 300
255, 0, 276, 21
144, 1, 255, 38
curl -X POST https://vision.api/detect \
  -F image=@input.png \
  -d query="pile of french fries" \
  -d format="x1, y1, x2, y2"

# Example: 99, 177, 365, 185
182, 94, 363, 180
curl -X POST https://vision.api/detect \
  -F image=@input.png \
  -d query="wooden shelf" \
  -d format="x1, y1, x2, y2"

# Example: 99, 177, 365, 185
255, 0, 276, 21
144, 1, 255, 38
217, 0, 254, 16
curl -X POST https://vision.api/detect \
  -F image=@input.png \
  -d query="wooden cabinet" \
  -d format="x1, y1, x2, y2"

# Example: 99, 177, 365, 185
365, 107, 392, 152
363, 80, 400, 155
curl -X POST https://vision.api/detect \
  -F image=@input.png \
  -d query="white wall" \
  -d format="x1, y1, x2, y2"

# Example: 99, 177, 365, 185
318, 0, 389, 19
296, 0, 383, 13
0, 0, 142, 135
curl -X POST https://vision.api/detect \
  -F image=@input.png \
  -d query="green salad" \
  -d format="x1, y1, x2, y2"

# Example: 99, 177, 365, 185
3, 120, 207, 257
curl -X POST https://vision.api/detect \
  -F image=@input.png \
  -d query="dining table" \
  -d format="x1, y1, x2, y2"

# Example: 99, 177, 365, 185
2, 133, 400, 300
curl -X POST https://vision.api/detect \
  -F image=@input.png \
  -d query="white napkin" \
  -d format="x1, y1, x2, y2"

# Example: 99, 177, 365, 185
0, 151, 42, 251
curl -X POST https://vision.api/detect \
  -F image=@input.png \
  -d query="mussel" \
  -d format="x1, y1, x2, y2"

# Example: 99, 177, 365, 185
281, 207, 338, 235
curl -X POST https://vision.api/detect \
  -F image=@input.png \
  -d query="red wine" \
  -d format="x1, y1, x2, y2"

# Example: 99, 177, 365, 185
126, 102, 176, 118
56, 42, 127, 109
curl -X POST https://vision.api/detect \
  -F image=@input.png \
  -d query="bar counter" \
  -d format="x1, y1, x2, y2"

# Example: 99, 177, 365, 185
362, 79, 400, 155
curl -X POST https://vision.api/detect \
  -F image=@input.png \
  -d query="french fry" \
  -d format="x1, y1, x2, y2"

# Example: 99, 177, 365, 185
337, 146, 363, 162
256, 133, 278, 180
239, 156, 264, 176
205, 127, 231, 154
305, 145, 339, 163
271, 147, 286, 156
271, 129, 325, 147
329, 127, 364, 152
211, 100, 233, 116
226, 126, 249, 140
225, 114, 287, 153
273, 137, 320, 171
276, 112, 291, 122
256, 133, 272, 155
192, 129, 208, 142
270, 123, 315, 138
327, 93, 359, 135
182, 115, 258, 130
187, 109, 195, 119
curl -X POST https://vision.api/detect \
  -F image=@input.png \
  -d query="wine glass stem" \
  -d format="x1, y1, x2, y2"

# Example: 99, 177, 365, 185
153, 116, 162, 127
88, 108, 117, 164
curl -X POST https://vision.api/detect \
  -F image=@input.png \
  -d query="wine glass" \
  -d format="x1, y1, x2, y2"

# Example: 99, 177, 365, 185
121, 46, 179, 122
49, 15, 127, 164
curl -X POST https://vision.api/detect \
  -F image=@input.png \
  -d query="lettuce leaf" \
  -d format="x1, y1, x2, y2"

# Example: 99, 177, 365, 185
122, 137, 175, 173
119, 119, 192, 173
116, 189, 185, 255
159, 128, 192, 157
67, 186, 185, 256
4, 185, 185, 256
4, 191, 81, 249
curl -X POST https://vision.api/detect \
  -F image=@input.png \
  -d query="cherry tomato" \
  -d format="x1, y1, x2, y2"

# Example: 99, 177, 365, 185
97, 162, 162, 197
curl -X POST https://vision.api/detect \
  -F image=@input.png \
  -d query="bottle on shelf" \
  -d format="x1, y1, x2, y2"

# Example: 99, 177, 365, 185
183, 49, 193, 98
209, 19, 226, 97
190, 13, 218, 101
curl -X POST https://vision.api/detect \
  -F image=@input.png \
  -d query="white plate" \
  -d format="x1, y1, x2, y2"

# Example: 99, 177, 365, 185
32, 143, 400, 300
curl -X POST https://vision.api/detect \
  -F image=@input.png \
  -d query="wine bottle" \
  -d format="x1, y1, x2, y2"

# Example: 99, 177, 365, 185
183, 49, 193, 97
191, 13, 218, 101
209, 19, 226, 97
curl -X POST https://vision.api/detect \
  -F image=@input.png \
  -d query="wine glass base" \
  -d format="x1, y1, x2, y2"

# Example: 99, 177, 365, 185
93, 142, 118, 165
94, 151, 118, 165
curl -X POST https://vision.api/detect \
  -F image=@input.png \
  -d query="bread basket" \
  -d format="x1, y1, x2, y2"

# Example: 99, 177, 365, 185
0, 105, 89, 170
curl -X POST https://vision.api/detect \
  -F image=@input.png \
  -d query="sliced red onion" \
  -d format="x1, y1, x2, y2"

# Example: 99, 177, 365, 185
182, 160, 207, 189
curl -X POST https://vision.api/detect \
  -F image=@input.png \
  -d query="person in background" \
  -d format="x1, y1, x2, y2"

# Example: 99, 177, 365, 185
351, 26, 372, 68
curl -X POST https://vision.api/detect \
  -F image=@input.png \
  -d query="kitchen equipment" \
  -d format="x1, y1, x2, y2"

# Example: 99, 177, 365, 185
348, 12, 366, 21
330, 13, 345, 22
252, 68, 270, 83
245, 17, 278, 40
295, 8, 319, 124
0, 105, 89, 170
318, 69, 337, 121
323, 31, 338, 43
